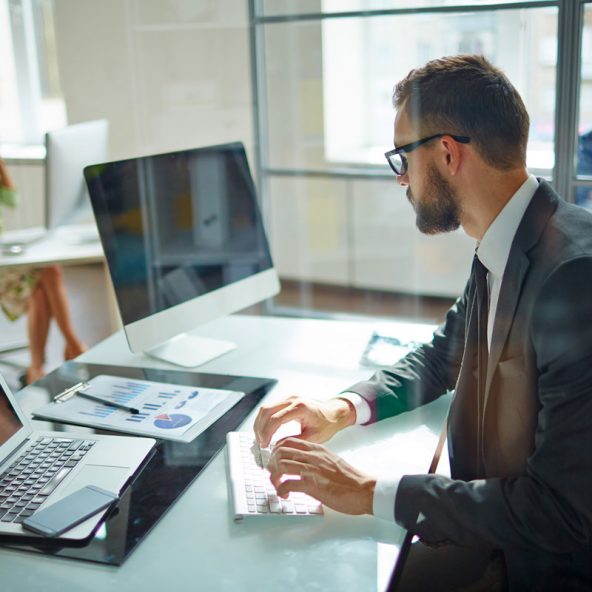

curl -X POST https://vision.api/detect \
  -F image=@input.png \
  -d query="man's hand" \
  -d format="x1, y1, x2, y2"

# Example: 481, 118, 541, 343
254, 396, 356, 448
267, 437, 375, 515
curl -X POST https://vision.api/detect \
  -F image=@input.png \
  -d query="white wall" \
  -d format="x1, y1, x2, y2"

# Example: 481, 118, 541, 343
53, 0, 254, 163
1, 160, 44, 230
3, 0, 255, 232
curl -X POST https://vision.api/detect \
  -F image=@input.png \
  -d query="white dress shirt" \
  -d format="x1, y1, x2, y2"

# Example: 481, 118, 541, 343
341, 174, 539, 522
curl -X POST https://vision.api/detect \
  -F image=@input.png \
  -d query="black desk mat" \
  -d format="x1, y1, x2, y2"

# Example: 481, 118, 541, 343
0, 361, 276, 565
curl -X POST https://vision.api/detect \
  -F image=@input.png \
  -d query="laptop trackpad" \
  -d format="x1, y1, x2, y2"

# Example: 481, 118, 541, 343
60, 465, 131, 499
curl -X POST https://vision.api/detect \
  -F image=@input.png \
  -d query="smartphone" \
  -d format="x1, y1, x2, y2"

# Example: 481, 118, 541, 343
22, 485, 118, 537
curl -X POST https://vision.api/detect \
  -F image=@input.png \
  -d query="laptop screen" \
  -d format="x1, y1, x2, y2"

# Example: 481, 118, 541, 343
0, 384, 24, 447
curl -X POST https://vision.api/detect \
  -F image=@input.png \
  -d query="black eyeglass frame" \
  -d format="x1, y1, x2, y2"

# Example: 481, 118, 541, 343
384, 133, 471, 176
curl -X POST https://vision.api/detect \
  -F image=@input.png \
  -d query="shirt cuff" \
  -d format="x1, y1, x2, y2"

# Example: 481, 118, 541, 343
339, 392, 371, 425
373, 478, 401, 523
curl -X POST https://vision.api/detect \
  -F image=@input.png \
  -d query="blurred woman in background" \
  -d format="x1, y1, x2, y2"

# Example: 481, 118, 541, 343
0, 157, 85, 385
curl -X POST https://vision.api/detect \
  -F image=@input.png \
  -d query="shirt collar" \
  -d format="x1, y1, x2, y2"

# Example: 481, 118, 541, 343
477, 174, 539, 279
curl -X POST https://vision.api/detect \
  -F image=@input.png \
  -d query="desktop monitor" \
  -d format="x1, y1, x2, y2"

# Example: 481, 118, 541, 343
84, 141, 280, 367
45, 119, 109, 229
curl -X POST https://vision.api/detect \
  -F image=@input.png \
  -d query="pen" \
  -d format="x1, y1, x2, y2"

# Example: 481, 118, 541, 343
76, 391, 140, 415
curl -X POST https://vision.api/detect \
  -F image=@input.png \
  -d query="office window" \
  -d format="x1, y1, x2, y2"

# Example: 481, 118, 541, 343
0, 0, 65, 146
263, 7, 557, 176
322, 8, 557, 174
251, 1, 589, 319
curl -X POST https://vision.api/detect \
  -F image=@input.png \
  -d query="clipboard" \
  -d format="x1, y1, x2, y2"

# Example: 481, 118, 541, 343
33, 374, 245, 443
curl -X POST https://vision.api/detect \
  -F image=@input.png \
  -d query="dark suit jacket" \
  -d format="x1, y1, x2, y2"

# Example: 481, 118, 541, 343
346, 180, 592, 588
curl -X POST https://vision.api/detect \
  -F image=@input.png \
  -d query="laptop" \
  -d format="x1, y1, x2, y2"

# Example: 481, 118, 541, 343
0, 372, 155, 541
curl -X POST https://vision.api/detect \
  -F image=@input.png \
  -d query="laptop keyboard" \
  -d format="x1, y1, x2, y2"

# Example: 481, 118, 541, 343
0, 437, 95, 524
226, 432, 323, 518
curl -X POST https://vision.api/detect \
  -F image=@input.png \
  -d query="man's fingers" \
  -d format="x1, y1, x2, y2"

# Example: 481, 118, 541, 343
268, 458, 308, 489
257, 405, 301, 447
254, 399, 295, 446
269, 442, 319, 468
268, 441, 325, 489
257, 403, 315, 447
272, 436, 319, 452
275, 476, 311, 499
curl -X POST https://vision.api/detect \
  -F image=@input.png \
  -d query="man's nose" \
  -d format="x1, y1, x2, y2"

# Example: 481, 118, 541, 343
396, 173, 409, 187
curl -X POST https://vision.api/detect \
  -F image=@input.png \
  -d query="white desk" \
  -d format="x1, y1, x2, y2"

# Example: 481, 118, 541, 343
0, 224, 104, 268
0, 315, 449, 592
0, 223, 121, 332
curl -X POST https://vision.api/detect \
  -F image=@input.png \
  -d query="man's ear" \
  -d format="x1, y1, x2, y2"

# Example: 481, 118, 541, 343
439, 135, 462, 176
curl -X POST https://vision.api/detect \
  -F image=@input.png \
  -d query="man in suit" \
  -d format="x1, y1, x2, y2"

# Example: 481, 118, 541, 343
254, 55, 592, 589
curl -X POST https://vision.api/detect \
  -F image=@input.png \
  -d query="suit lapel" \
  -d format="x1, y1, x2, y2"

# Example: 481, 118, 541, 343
483, 180, 558, 405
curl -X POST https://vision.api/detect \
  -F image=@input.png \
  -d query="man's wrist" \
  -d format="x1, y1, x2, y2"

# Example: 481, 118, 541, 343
361, 476, 377, 515
333, 397, 357, 429
338, 392, 371, 425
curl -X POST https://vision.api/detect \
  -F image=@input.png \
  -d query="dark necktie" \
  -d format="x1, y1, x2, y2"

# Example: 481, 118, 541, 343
473, 253, 489, 474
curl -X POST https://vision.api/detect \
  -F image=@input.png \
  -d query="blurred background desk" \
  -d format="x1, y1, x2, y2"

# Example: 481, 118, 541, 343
0, 224, 119, 389
0, 314, 449, 592
0, 223, 104, 269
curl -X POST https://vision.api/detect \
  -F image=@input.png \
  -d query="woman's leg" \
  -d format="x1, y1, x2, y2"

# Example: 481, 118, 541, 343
26, 283, 51, 383
37, 266, 86, 359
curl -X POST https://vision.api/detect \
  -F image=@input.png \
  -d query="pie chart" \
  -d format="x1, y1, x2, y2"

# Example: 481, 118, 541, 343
153, 413, 192, 429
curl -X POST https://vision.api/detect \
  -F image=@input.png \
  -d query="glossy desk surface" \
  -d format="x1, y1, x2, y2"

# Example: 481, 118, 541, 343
0, 314, 449, 592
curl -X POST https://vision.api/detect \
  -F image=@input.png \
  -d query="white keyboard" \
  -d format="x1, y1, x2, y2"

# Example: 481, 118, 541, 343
226, 432, 323, 521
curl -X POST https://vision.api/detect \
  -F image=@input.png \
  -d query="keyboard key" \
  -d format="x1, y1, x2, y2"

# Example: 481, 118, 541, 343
1, 512, 18, 522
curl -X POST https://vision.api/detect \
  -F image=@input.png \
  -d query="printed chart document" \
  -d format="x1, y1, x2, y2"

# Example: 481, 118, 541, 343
33, 375, 245, 442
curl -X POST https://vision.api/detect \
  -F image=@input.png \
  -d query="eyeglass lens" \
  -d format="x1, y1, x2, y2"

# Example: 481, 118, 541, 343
389, 153, 406, 175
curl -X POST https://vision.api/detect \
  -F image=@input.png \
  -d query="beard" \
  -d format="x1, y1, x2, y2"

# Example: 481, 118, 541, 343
407, 164, 461, 235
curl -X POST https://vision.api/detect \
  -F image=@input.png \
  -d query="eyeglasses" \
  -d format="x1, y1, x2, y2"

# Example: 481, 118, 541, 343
384, 133, 471, 176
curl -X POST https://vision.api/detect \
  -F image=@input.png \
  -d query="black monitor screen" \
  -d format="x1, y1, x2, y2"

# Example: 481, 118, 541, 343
84, 142, 274, 325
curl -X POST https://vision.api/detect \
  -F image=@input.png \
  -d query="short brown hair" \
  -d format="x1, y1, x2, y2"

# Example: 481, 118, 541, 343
393, 55, 529, 170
